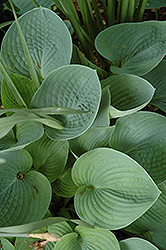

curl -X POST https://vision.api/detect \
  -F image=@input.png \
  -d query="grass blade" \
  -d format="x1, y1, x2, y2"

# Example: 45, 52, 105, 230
0, 58, 27, 107
8, 0, 40, 88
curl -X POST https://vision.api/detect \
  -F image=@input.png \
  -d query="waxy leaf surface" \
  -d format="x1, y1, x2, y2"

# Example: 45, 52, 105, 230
0, 150, 52, 227
110, 111, 166, 184
31, 65, 101, 140
95, 21, 166, 76
1, 7, 72, 79
72, 148, 161, 230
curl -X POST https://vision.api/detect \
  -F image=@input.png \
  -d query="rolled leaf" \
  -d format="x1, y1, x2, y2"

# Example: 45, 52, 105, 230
95, 21, 166, 76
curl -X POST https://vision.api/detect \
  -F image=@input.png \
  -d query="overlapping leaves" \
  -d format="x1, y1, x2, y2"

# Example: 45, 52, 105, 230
95, 21, 166, 76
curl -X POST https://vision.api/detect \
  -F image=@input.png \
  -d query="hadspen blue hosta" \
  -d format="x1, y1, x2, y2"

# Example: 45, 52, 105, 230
0, 1, 165, 250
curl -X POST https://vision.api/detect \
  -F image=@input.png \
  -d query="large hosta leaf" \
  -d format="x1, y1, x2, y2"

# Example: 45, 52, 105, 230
95, 21, 166, 76
52, 168, 78, 198
31, 65, 101, 140
0, 150, 52, 227
124, 181, 166, 250
101, 74, 155, 118
0, 121, 44, 152
146, 0, 166, 9
1, 73, 37, 109
110, 111, 166, 184
25, 133, 69, 183
143, 60, 166, 112
55, 226, 120, 250
120, 238, 159, 250
69, 126, 114, 156
12, 0, 53, 14
1, 7, 72, 79
72, 148, 161, 230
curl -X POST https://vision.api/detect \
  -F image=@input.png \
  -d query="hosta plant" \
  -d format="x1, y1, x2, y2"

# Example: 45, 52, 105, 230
0, 0, 166, 250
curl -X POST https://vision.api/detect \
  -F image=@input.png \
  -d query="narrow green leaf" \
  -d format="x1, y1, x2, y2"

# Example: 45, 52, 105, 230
0, 59, 26, 107
8, 0, 40, 88
1, 7, 72, 79
0, 217, 68, 234
0, 21, 13, 29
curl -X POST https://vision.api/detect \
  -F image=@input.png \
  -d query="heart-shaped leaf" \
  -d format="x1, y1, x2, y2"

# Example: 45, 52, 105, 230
72, 148, 161, 230
124, 180, 166, 250
0, 150, 52, 227
11, 0, 53, 14
52, 168, 78, 198
69, 126, 114, 156
143, 59, 166, 112
110, 111, 166, 184
31, 65, 101, 140
1, 7, 72, 79
0, 121, 44, 152
25, 133, 69, 183
101, 74, 155, 118
120, 238, 159, 250
55, 226, 120, 250
95, 21, 166, 76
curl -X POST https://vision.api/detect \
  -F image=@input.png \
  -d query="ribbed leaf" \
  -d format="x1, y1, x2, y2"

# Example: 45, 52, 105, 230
0, 121, 44, 152
12, 0, 53, 14
0, 217, 68, 235
143, 60, 166, 112
101, 74, 155, 118
0, 238, 15, 250
146, 0, 166, 9
55, 226, 120, 250
120, 238, 159, 250
31, 65, 101, 140
71, 45, 108, 80
72, 148, 161, 230
95, 21, 166, 76
69, 126, 114, 156
0, 150, 52, 227
48, 221, 73, 237
110, 111, 166, 184
44, 242, 56, 250
92, 86, 110, 127
52, 168, 78, 198
25, 133, 69, 183
2, 73, 37, 109
1, 8, 72, 79
124, 181, 166, 250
